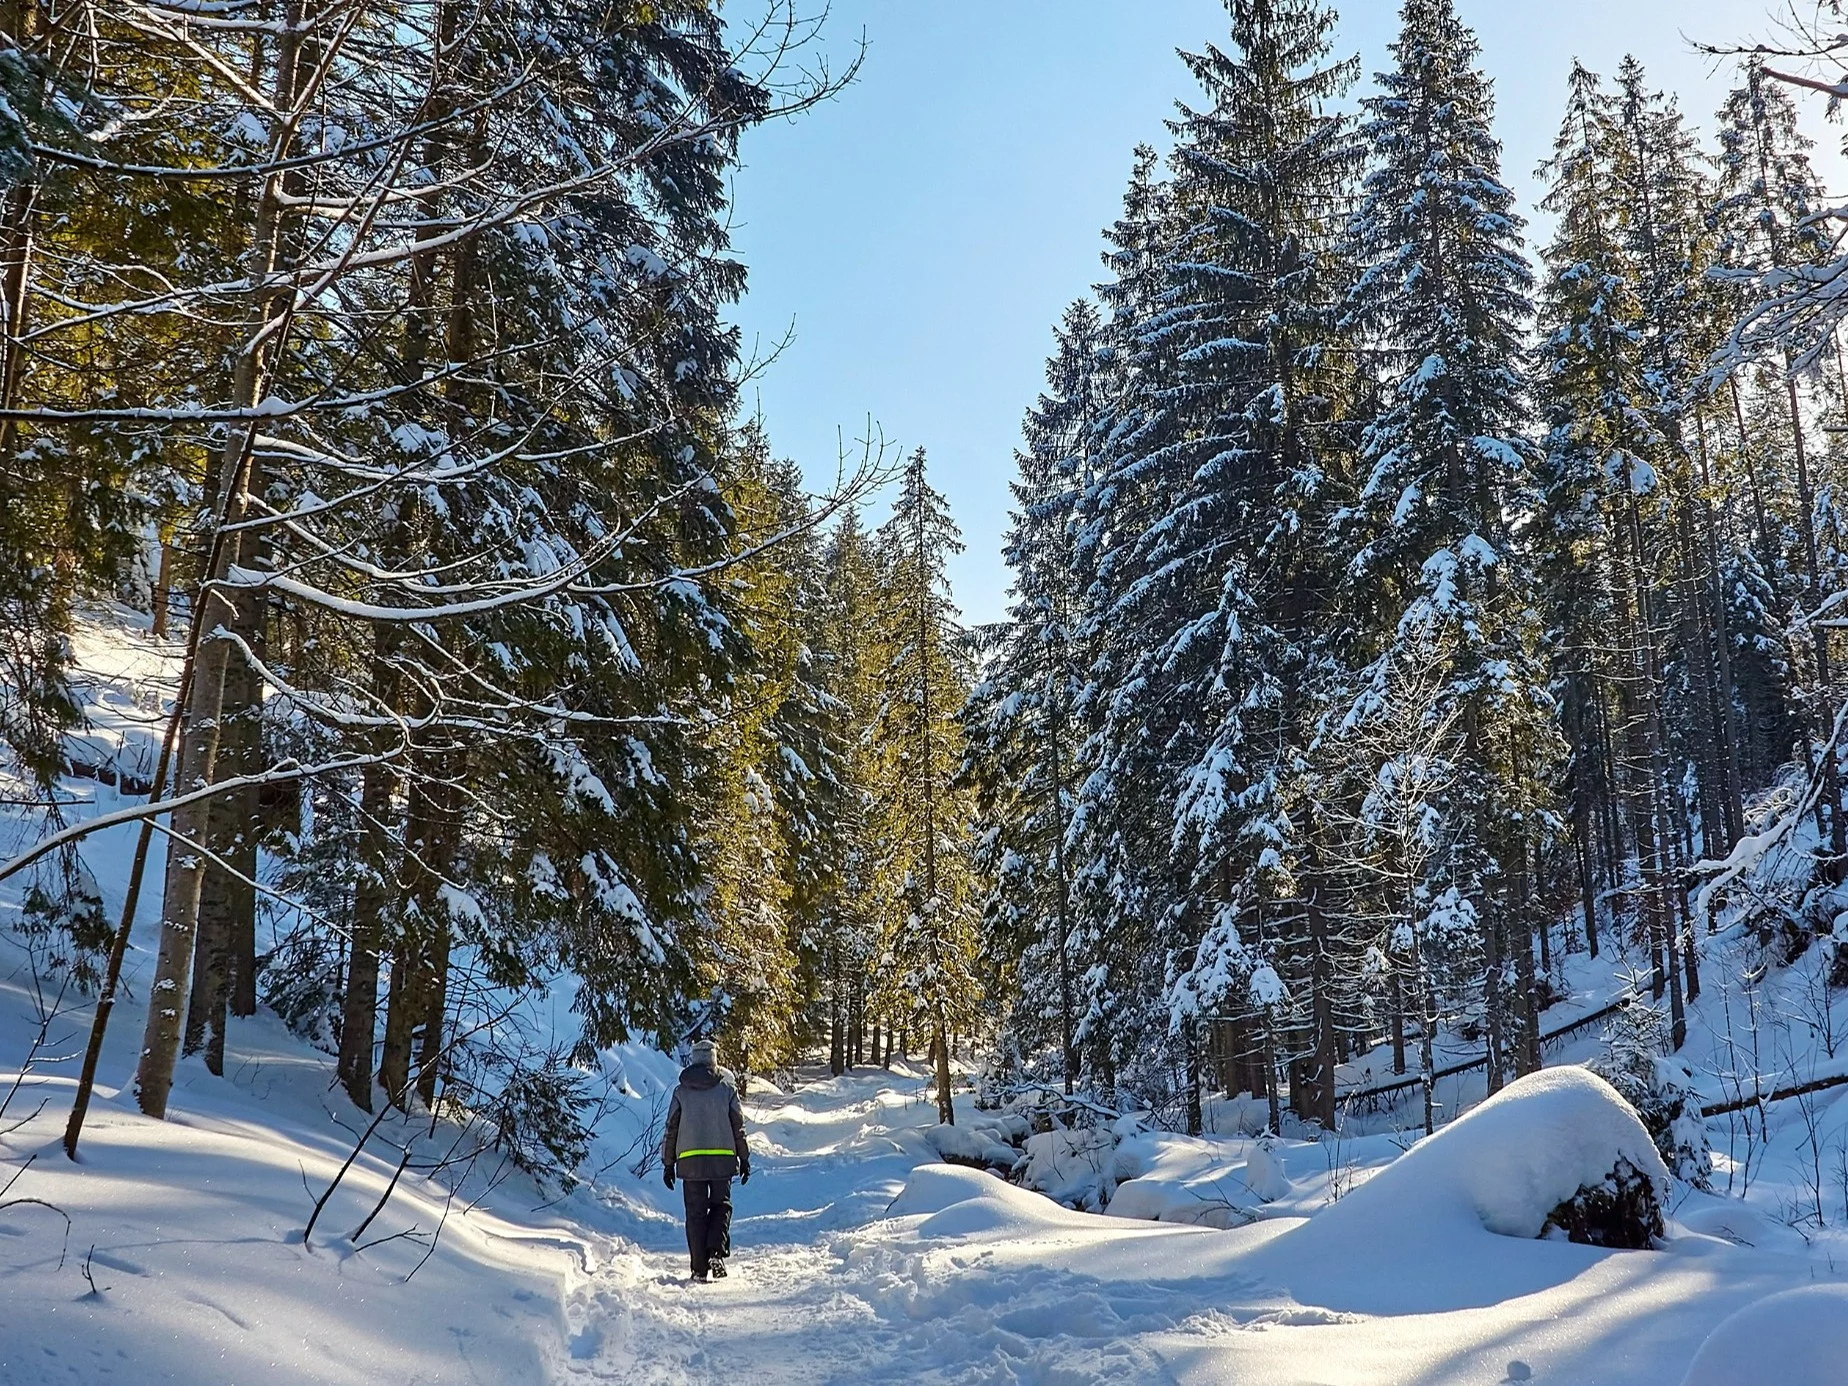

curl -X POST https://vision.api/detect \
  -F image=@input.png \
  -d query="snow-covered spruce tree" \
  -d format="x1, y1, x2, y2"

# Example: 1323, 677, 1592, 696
1127, 0, 1360, 1132
699, 431, 852, 1078
1339, 0, 1559, 1090
1612, 57, 1745, 891
1533, 59, 1729, 1051
1711, 56, 1845, 865
1068, 144, 1176, 1105
965, 298, 1105, 1094
1320, 632, 1468, 1135
1532, 63, 1638, 980
869, 450, 982, 1125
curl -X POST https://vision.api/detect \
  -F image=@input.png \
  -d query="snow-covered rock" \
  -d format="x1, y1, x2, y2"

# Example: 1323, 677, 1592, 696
1679, 1283, 1848, 1386
1310, 1067, 1671, 1242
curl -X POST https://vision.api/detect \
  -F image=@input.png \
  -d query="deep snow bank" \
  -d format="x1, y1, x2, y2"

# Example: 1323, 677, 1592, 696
1678, 1283, 1848, 1386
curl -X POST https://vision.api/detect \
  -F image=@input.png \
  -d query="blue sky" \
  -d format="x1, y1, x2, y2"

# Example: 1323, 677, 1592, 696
725, 1, 1846, 626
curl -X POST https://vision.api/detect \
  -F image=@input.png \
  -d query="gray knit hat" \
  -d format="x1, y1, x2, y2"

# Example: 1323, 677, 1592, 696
690, 1037, 718, 1066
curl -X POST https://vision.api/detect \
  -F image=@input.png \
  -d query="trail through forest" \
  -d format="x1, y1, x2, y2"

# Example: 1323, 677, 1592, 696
552, 1058, 1847, 1386
560, 1062, 1212, 1386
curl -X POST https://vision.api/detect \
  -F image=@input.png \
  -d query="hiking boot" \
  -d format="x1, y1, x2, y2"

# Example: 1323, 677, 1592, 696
709, 1258, 728, 1280
692, 1268, 709, 1283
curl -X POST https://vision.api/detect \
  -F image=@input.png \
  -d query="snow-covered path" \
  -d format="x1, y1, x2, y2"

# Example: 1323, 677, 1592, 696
549, 1062, 1848, 1386
554, 1063, 1204, 1384
554, 1064, 959, 1385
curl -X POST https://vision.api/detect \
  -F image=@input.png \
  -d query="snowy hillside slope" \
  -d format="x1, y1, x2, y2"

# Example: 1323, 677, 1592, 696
0, 986, 572, 1385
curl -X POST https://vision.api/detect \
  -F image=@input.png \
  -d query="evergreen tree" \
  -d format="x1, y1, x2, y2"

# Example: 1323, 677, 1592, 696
1076, 0, 1363, 1130
1068, 144, 1176, 1103
817, 507, 886, 1073
1341, 0, 1559, 1090
869, 450, 981, 1124
966, 298, 1104, 1093
701, 432, 849, 1076
1532, 58, 1723, 1050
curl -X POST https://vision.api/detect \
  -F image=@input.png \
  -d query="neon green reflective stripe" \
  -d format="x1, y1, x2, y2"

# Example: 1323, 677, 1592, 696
677, 1149, 737, 1157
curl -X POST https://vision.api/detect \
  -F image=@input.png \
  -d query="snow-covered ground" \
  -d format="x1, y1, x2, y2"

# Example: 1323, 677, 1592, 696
4, 979, 1846, 1385
5, 604, 1848, 1384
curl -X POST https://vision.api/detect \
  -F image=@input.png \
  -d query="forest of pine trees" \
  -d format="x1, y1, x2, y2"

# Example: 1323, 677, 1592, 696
968, 0, 1848, 1136
0, 0, 984, 1165
5, 0, 1848, 1170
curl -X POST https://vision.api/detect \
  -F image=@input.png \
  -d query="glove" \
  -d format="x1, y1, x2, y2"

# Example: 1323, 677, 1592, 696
663, 1166, 675, 1190
739, 1164, 751, 1186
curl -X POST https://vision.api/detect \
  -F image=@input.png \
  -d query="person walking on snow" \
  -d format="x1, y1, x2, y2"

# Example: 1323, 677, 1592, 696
662, 1037, 750, 1282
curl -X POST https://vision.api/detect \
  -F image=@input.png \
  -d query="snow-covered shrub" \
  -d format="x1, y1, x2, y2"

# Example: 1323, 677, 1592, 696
14, 851, 109, 989
451, 1051, 593, 1192
1587, 1002, 1711, 1188
1244, 1132, 1292, 1203
924, 1121, 1019, 1174
1744, 898, 1812, 971
1540, 1154, 1664, 1248
259, 917, 346, 1052
1015, 1124, 1119, 1210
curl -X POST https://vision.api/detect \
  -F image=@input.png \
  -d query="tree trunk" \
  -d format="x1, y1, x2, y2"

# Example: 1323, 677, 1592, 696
828, 961, 844, 1077
131, 0, 305, 1122
1185, 1019, 1203, 1137
1389, 967, 1406, 1076
1262, 1016, 1280, 1136
336, 622, 401, 1110
151, 538, 176, 639
933, 1009, 954, 1125
1514, 839, 1542, 1077
1305, 879, 1337, 1129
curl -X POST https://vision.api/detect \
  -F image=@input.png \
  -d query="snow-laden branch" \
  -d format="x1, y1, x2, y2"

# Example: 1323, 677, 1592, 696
1691, 701, 1848, 929
0, 746, 404, 885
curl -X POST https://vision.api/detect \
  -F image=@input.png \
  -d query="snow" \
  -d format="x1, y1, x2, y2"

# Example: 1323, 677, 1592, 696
1242, 1131, 1293, 1202
2, 956, 1846, 1384
921, 1121, 1018, 1171
1678, 1283, 1848, 1386
1013, 1124, 1118, 1208
0, 992, 567, 1385
1313, 1067, 1669, 1241
888, 1164, 1092, 1238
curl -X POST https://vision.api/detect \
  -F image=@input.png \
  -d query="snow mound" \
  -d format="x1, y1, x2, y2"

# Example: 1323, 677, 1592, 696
886, 1163, 1091, 1238
1314, 1067, 1670, 1241
1679, 1284, 1848, 1386
1247, 1069, 1676, 1315
1105, 1178, 1246, 1228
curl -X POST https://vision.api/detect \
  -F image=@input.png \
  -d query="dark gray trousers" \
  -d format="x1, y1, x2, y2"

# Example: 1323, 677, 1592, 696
681, 1177, 732, 1273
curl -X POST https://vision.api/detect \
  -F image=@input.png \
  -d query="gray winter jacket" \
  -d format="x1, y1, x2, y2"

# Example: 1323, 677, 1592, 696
662, 1064, 749, 1182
